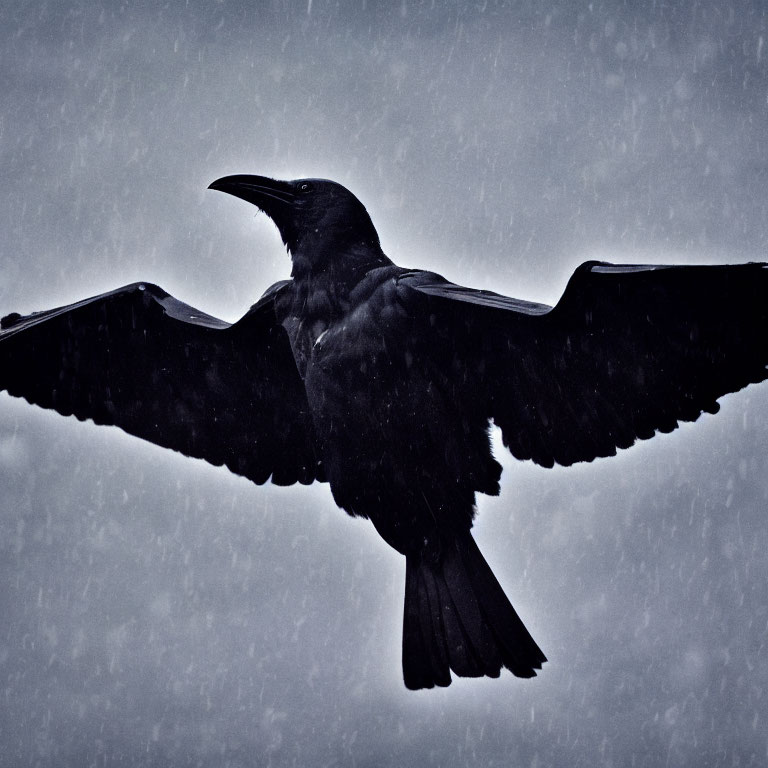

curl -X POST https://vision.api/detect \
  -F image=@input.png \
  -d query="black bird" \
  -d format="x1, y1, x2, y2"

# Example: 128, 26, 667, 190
1, 175, 767, 690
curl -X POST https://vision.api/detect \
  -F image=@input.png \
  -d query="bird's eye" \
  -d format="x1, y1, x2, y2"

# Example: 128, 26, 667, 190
298, 182, 312, 193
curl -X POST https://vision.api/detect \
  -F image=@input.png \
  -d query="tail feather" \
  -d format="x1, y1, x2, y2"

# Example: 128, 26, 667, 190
463, 536, 545, 678
402, 564, 432, 689
403, 534, 546, 690
442, 544, 503, 676
415, 567, 452, 684
403, 564, 451, 688
430, 566, 484, 678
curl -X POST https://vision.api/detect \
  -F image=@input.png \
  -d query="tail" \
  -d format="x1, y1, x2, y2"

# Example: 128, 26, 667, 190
402, 534, 546, 690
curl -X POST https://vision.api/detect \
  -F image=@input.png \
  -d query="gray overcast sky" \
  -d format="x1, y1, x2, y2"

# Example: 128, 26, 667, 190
1, 2, 767, 766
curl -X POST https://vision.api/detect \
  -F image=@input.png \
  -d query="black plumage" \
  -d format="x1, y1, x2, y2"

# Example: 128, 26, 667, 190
2, 175, 766, 689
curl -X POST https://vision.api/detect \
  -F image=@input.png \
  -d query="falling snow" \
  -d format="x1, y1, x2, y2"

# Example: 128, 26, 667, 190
1, 2, 767, 766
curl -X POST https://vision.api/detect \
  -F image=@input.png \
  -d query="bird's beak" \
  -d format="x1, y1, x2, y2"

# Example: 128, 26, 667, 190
208, 175, 295, 209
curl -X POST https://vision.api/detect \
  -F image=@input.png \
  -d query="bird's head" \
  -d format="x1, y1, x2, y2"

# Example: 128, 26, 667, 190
208, 175, 381, 269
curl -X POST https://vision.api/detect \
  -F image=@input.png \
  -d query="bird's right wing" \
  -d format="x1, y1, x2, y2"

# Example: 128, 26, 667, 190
395, 261, 768, 469
0, 281, 323, 486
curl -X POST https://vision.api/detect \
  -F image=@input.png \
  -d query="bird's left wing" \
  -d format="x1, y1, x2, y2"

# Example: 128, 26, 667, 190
396, 261, 768, 469
0, 281, 323, 485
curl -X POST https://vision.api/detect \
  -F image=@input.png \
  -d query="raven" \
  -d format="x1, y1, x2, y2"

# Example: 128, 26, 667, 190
1, 175, 766, 690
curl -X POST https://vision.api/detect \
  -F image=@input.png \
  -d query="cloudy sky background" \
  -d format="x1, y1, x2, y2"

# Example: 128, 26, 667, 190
1, 1, 767, 765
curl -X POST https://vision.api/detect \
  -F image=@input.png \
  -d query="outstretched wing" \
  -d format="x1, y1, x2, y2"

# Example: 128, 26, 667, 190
397, 261, 768, 469
0, 281, 323, 485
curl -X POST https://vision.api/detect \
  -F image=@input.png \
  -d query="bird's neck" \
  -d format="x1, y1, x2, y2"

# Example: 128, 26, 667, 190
289, 241, 393, 319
